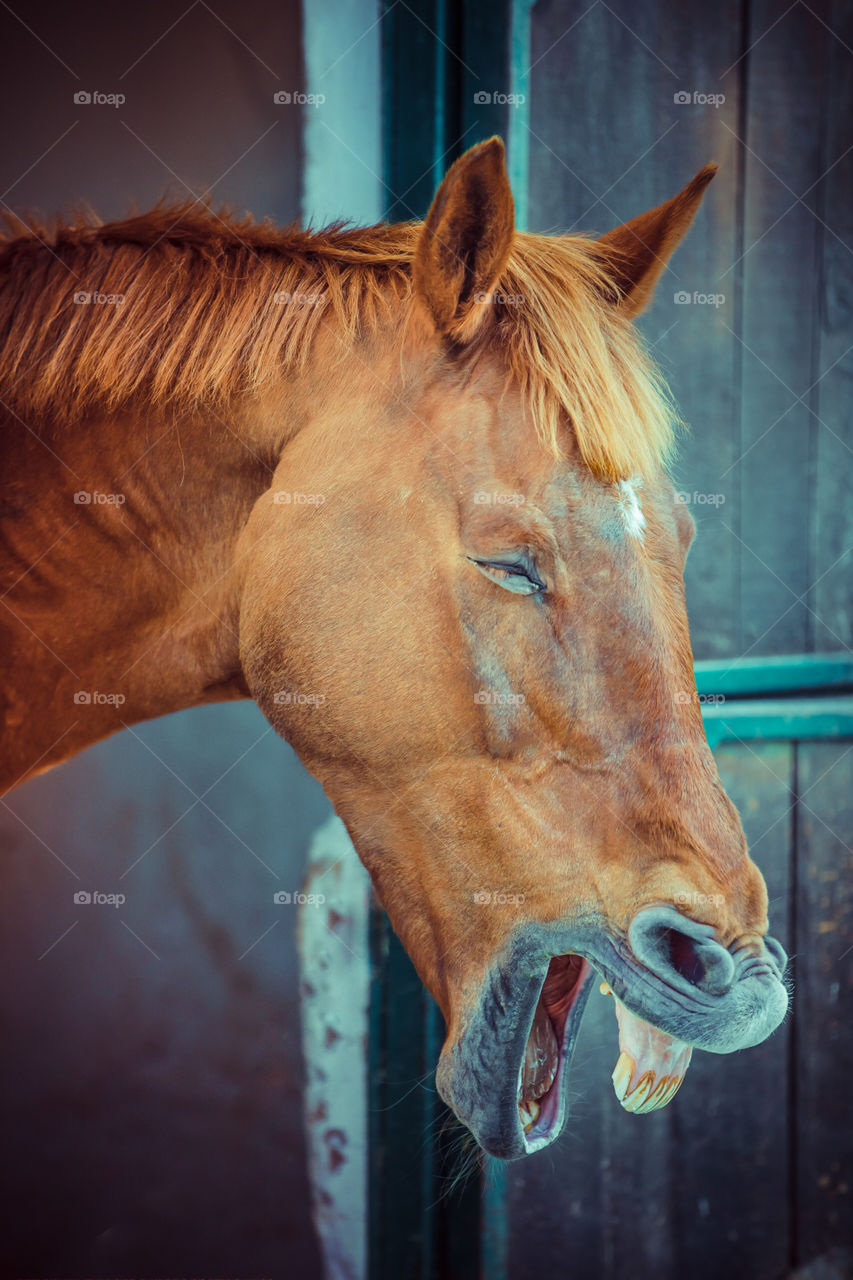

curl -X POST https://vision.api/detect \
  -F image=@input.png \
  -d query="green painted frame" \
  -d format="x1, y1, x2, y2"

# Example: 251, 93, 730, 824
369, 4, 513, 1275
695, 655, 853, 748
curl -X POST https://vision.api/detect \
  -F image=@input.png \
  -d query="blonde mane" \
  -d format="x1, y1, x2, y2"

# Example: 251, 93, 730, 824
0, 203, 676, 481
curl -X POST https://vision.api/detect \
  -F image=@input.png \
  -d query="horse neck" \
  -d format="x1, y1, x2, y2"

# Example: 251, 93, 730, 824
0, 401, 280, 791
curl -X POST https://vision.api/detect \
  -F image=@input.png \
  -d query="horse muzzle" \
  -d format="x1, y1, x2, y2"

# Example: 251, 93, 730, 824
435, 909, 789, 1160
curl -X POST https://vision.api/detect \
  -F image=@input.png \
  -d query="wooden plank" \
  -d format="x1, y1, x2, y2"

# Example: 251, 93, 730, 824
737, 1, 827, 655
794, 742, 853, 1264
526, 0, 743, 658
812, 0, 853, 653
701, 696, 853, 750
674, 742, 793, 1279
695, 653, 853, 699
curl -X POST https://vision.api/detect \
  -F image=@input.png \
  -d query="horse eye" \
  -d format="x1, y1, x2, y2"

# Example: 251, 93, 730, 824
468, 557, 546, 596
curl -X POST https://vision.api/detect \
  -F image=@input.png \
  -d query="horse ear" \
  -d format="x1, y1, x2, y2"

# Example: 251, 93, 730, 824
597, 164, 718, 317
413, 136, 515, 340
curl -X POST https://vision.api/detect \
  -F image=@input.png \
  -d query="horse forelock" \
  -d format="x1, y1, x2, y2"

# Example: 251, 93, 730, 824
0, 203, 676, 482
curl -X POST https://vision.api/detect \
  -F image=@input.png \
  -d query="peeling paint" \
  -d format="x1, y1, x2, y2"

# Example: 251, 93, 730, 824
298, 814, 370, 1280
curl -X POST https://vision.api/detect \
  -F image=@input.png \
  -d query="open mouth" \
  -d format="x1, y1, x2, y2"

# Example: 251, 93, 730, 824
516, 954, 590, 1151
515, 953, 692, 1154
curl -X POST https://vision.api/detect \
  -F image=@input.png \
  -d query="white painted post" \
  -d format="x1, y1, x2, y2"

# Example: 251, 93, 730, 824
298, 815, 372, 1280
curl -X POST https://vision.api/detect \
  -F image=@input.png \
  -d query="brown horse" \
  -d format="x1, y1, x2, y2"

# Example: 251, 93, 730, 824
0, 138, 787, 1159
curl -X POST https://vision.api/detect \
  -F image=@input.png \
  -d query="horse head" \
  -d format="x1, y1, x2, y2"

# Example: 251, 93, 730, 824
239, 139, 788, 1158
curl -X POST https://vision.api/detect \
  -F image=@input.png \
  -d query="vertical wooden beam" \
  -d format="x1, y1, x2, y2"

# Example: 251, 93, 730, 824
382, 0, 456, 222
794, 742, 853, 1263
812, 0, 853, 653
524, 0, 743, 659
675, 742, 794, 1279
737, 1, 827, 654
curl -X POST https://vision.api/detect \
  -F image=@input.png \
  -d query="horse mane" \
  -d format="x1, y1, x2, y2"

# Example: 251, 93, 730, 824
0, 201, 676, 481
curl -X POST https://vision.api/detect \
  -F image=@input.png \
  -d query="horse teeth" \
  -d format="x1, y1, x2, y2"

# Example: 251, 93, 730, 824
621, 1072, 656, 1113
611, 1052, 687, 1114
614, 1069, 687, 1114
611, 1050, 635, 1102
518, 1098, 541, 1133
635, 1075, 670, 1114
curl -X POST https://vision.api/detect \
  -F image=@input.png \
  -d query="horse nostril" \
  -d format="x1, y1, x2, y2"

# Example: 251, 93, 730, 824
628, 907, 736, 997
664, 928, 707, 987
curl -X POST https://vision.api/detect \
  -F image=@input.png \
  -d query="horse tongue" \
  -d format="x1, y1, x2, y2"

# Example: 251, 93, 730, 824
602, 983, 692, 1114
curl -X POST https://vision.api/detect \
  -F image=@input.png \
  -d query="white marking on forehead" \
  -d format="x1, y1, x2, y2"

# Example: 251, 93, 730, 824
616, 477, 646, 540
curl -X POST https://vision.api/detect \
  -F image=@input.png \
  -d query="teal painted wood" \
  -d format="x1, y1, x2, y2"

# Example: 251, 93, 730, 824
372, 3, 513, 1276
382, 0, 453, 223
507, 0, 534, 232
701, 696, 853, 749
368, 909, 436, 1280
695, 653, 853, 698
